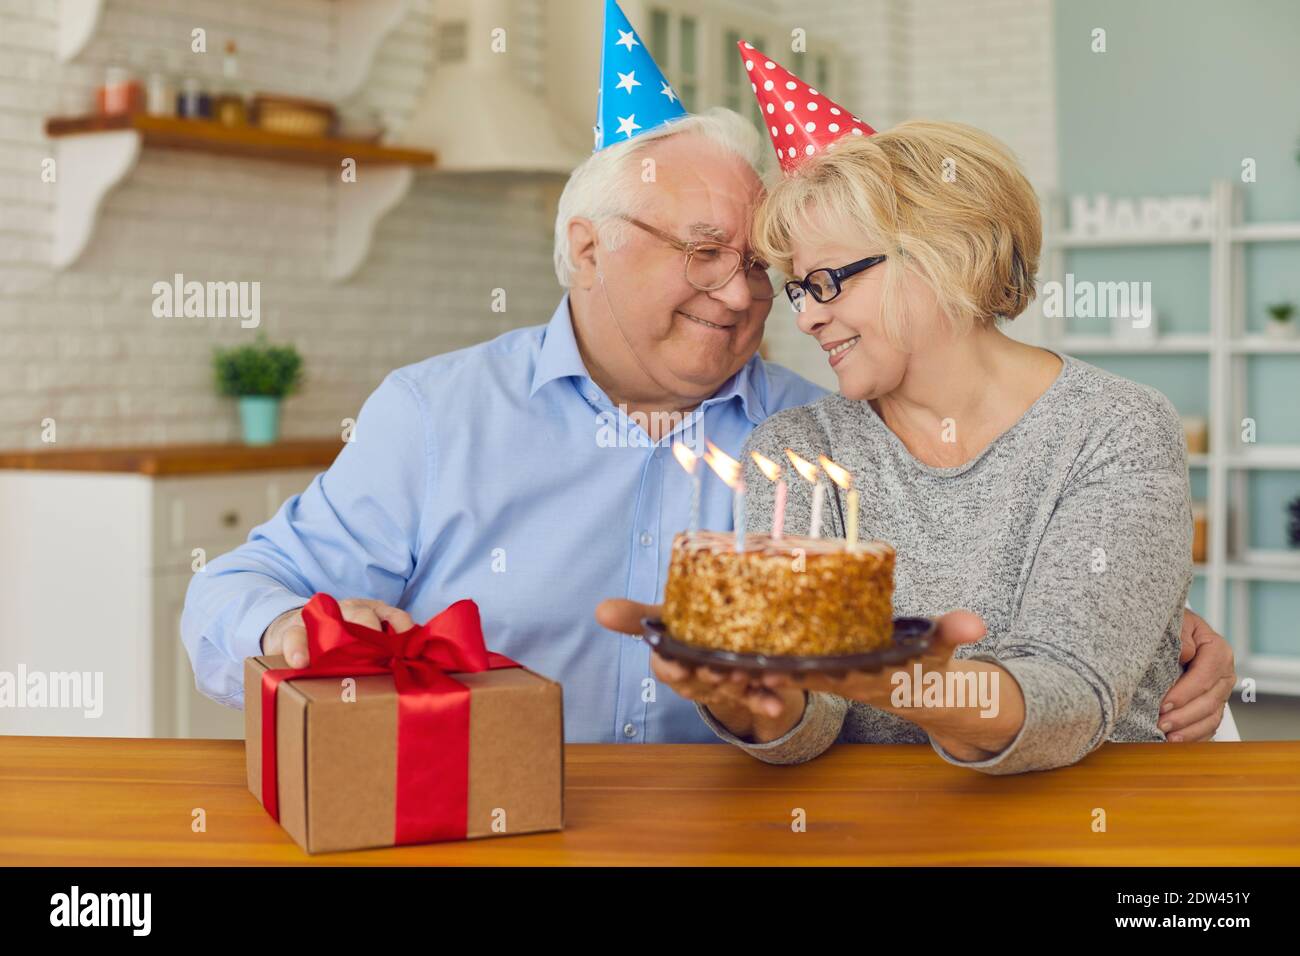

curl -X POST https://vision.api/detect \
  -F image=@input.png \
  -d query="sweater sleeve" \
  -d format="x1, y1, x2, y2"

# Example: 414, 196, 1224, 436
931, 388, 1191, 775
695, 691, 849, 764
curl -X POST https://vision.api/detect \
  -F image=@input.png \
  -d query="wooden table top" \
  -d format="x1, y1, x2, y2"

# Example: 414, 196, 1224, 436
2, 737, 1297, 866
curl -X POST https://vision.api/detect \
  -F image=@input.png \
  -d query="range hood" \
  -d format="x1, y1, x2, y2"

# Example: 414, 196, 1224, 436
402, 0, 585, 173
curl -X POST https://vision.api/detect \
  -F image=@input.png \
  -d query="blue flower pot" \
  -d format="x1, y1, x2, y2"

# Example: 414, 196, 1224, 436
238, 396, 281, 446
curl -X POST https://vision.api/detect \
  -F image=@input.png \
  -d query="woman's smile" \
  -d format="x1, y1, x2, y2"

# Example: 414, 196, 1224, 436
824, 334, 861, 367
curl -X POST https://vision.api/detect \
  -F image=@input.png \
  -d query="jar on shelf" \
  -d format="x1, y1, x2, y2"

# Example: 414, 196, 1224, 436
99, 64, 144, 116
176, 76, 212, 119
1192, 503, 1208, 564
1182, 416, 1209, 455
144, 53, 175, 117
214, 39, 247, 126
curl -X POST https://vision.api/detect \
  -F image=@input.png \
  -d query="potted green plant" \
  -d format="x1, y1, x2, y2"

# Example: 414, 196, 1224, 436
213, 336, 303, 445
1266, 301, 1295, 340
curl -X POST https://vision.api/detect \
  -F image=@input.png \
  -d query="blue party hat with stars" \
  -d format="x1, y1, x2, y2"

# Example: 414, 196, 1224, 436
593, 0, 688, 152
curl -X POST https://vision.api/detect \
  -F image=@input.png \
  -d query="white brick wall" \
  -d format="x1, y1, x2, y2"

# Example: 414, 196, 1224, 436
773, 0, 1057, 186
901, 0, 1058, 192
0, 0, 562, 448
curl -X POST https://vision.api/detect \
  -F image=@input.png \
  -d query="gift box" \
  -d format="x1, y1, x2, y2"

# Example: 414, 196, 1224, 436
245, 593, 564, 854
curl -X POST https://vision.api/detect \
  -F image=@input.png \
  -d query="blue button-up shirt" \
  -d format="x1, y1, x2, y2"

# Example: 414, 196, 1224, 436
182, 297, 826, 742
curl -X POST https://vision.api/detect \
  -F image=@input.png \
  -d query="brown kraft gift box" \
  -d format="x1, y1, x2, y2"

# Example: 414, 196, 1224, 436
245, 655, 564, 854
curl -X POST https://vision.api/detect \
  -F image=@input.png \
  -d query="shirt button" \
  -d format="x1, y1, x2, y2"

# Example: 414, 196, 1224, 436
639, 531, 653, 547
622, 722, 638, 738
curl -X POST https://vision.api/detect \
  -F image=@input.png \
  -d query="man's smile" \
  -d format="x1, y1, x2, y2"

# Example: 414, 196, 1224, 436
676, 309, 734, 331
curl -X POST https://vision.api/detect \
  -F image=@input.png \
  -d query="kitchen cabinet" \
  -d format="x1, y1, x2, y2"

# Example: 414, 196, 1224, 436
0, 442, 340, 739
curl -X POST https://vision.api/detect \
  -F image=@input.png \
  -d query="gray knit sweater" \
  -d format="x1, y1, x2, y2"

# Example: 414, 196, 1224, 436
696, 353, 1192, 775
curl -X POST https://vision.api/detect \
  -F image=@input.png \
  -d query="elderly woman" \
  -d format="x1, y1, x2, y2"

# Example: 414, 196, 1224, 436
677, 120, 1193, 775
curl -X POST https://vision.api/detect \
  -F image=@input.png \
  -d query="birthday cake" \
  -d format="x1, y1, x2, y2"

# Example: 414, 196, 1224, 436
661, 530, 895, 657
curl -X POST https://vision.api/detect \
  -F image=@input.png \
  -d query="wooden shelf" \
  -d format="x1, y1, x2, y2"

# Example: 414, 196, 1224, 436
45, 114, 435, 168
44, 113, 433, 280
0, 440, 344, 476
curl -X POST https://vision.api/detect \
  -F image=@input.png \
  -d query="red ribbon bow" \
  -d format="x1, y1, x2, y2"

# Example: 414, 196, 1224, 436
259, 593, 518, 845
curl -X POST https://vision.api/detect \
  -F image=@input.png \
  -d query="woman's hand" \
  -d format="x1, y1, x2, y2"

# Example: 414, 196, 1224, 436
757, 610, 1025, 761
596, 599, 808, 742
1159, 609, 1237, 742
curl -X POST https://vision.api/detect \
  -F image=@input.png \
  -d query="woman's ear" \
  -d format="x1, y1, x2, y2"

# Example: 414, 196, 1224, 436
567, 217, 601, 290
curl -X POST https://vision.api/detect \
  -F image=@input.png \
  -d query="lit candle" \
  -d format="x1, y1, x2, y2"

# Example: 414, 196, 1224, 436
819, 455, 857, 550
846, 489, 859, 549
784, 449, 823, 538
774, 480, 788, 541
671, 442, 702, 537
751, 451, 787, 540
733, 478, 747, 550
704, 441, 746, 552
809, 483, 825, 538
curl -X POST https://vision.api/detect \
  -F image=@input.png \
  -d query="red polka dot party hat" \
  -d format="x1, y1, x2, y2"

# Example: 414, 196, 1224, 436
738, 41, 876, 174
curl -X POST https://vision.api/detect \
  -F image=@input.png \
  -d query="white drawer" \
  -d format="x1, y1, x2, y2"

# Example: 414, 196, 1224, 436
152, 469, 319, 570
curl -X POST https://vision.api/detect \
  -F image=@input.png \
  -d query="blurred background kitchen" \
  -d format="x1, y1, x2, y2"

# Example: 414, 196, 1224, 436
1, 0, 1297, 740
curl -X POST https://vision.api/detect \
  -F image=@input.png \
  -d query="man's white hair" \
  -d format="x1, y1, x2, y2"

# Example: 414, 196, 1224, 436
553, 107, 766, 288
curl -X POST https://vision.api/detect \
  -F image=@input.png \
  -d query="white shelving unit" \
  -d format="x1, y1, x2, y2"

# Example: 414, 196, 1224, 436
1039, 180, 1300, 694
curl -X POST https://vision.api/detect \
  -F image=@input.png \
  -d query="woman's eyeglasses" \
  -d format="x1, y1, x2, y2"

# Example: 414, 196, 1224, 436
618, 215, 776, 300
784, 255, 888, 312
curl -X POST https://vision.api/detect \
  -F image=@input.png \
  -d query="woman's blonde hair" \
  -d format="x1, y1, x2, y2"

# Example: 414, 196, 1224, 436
752, 120, 1041, 346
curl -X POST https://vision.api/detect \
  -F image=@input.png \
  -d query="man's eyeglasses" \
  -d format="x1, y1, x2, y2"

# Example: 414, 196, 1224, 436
785, 255, 888, 312
619, 215, 775, 300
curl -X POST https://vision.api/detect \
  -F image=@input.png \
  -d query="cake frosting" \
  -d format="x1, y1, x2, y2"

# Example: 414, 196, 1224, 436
661, 530, 895, 656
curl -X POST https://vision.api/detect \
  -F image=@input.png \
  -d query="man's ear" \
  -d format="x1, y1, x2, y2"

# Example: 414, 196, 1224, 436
567, 217, 601, 290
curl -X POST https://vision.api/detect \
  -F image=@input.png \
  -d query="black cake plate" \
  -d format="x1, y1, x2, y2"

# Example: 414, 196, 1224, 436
640, 616, 937, 677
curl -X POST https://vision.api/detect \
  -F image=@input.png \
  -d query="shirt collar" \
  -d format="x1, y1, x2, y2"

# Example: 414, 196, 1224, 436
530, 296, 592, 398
530, 295, 770, 427
700, 356, 768, 426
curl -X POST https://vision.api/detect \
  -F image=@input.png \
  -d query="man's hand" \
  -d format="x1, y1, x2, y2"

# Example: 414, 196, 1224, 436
260, 598, 416, 668
1160, 608, 1237, 742
595, 598, 807, 742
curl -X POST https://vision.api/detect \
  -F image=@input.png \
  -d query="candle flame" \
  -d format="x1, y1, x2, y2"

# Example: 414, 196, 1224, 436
703, 440, 742, 489
784, 448, 819, 484
819, 454, 853, 490
750, 451, 781, 483
671, 442, 698, 474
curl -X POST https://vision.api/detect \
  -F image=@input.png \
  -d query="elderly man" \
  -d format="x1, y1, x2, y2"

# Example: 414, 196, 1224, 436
181, 7, 1233, 747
